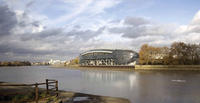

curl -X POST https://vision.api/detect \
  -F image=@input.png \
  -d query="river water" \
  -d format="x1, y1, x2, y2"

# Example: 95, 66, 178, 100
0, 66, 200, 103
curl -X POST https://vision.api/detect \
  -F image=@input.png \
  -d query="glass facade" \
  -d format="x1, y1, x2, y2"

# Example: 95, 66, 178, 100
79, 49, 139, 66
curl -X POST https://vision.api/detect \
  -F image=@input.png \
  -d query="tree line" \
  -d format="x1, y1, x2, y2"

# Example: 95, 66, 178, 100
0, 61, 31, 66
65, 57, 79, 66
139, 42, 200, 65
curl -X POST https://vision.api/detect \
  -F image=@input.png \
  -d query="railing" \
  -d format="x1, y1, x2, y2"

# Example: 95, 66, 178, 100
46, 79, 58, 97
0, 79, 58, 103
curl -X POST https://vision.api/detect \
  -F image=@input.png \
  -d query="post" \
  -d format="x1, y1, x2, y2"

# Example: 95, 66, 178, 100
46, 79, 49, 95
56, 80, 58, 97
35, 83, 39, 103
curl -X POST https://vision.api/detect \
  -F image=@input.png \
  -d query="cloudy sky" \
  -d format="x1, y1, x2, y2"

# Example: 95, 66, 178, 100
0, 0, 200, 62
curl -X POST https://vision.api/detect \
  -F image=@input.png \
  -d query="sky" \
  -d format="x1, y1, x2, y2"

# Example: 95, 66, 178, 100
0, 0, 200, 62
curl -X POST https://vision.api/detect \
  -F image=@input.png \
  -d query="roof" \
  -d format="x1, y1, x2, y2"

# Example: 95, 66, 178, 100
80, 49, 137, 56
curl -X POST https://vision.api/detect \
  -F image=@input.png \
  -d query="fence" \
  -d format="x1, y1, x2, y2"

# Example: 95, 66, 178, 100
0, 79, 58, 103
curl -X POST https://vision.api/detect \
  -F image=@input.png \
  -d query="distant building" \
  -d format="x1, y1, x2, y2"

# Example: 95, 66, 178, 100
48, 59, 65, 65
64, 61, 69, 64
79, 49, 139, 66
32, 62, 49, 66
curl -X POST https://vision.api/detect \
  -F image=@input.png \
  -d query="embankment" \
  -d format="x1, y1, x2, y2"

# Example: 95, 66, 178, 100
135, 65, 200, 70
62, 65, 134, 71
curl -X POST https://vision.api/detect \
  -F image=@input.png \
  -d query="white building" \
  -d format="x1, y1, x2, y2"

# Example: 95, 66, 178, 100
48, 59, 65, 65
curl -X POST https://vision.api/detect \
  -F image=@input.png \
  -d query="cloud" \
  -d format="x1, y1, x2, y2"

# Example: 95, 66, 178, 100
0, 0, 200, 62
88, 0, 121, 14
20, 28, 63, 41
106, 11, 200, 47
124, 17, 149, 26
187, 11, 200, 33
26, 1, 35, 8
51, 0, 121, 26
174, 10, 200, 44
108, 17, 175, 39
191, 10, 200, 25
52, 0, 93, 25
0, 4, 17, 36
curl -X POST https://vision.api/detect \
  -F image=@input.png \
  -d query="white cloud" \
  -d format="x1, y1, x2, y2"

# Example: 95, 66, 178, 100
52, 0, 93, 25
174, 10, 200, 44
12, 10, 45, 35
88, 0, 121, 14
191, 10, 200, 25
48, 0, 122, 26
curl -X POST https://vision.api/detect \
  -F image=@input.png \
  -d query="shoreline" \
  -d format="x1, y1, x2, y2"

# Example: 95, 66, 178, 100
0, 82, 130, 103
2, 65, 200, 71
53, 64, 200, 71
135, 65, 200, 70
52, 65, 135, 71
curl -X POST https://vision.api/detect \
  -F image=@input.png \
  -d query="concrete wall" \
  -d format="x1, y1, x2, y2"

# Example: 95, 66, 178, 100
135, 65, 200, 70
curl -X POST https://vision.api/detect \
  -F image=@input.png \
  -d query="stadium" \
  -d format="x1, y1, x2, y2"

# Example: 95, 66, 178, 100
79, 49, 139, 66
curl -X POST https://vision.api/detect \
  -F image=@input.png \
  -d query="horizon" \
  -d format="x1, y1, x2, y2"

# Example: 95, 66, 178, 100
0, 0, 200, 62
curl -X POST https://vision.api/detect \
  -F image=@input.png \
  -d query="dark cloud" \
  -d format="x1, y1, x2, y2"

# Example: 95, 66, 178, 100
26, 1, 35, 8
35, 28, 63, 38
20, 25, 104, 42
124, 17, 149, 26
65, 26, 105, 40
18, 12, 29, 27
9, 25, 105, 61
123, 25, 168, 38
0, 42, 53, 55
189, 26, 200, 33
31, 21, 40, 27
17, 12, 42, 28
0, 5, 17, 36
108, 17, 170, 38
20, 28, 63, 41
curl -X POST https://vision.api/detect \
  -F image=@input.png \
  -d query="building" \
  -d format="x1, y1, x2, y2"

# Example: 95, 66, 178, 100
48, 59, 65, 65
79, 49, 139, 66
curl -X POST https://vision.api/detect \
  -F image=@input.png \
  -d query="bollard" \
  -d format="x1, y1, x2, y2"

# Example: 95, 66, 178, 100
35, 83, 39, 103
46, 79, 49, 95
56, 80, 58, 97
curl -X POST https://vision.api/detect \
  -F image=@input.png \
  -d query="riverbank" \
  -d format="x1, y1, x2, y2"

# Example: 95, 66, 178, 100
135, 65, 200, 70
52, 64, 135, 71
0, 82, 130, 103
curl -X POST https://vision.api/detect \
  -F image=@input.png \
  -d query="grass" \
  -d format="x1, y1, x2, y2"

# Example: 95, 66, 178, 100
10, 90, 53, 102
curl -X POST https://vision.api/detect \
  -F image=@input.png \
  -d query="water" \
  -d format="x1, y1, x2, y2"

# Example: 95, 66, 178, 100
1, 66, 200, 103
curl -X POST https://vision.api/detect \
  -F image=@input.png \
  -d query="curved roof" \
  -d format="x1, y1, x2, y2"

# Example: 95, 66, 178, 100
81, 49, 113, 56
80, 49, 137, 56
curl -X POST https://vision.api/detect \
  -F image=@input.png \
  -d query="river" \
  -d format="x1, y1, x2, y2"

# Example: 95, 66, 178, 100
0, 66, 200, 103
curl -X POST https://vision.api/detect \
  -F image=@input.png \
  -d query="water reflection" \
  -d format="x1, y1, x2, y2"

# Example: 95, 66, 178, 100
79, 70, 138, 98
82, 70, 138, 90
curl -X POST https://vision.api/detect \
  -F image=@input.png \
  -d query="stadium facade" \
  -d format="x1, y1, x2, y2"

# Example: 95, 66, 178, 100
79, 49, 139, 66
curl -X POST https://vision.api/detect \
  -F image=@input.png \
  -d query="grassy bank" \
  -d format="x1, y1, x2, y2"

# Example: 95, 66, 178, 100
0, 82, 130, 103
135, 65, 200, 70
